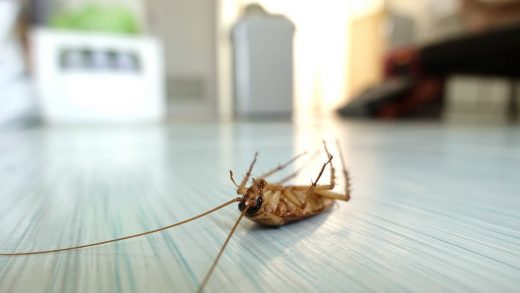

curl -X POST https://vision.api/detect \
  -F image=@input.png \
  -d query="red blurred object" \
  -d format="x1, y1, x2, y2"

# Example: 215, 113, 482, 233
379, 48, 444, 119
384, 47, 422, 77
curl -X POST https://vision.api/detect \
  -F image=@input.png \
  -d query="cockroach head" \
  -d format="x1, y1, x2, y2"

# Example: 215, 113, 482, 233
238, 178, 266, 216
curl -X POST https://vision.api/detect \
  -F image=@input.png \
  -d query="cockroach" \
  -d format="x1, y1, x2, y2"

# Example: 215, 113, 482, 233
0, 140, 351, 292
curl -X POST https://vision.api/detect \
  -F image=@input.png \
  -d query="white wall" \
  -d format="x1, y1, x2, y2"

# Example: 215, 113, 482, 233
147, 0, 218, 118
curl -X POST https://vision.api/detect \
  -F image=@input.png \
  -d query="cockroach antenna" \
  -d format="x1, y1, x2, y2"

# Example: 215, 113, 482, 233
0, 197, 241, 256
196, 206, 250, 293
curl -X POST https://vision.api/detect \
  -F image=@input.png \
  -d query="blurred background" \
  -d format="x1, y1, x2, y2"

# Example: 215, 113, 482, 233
1, 0, 520, 126
1, 3, 520, 291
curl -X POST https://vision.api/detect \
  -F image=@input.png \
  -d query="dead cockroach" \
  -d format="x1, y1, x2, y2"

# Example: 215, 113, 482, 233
0, 140, 351, 292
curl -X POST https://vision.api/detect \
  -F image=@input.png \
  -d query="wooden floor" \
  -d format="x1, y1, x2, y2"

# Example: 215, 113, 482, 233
0, 120, 519, 292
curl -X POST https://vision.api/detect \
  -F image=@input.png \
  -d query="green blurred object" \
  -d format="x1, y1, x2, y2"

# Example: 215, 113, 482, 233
50, 4, 139, 34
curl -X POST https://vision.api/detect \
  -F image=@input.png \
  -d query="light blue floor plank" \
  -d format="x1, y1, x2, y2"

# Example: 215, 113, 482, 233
0, 121, 519, 292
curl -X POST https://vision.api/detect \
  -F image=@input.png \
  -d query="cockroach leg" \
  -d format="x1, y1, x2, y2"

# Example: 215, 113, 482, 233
302, 154, 333, 208
313, 190, 349, 201
229, 170, 239, 188
288, 184, 333, 191
258, 151, 307, 180
336, 140, 351, 201
308, 141, 350, 202
321, 140, 336, 189
237, 152, 259, 194
276, 149, 320, 184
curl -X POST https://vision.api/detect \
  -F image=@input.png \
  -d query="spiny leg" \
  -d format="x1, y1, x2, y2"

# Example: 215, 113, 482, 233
300, 140, 352, 206
335, 140, 351, 201
258, 151, 307, 180
236, 152, 258, 194
303, 141, 351, 203
296, 141, 336, 190
322, 140, 336, 189
303, 154, 333, 208
276, 149, 320, 184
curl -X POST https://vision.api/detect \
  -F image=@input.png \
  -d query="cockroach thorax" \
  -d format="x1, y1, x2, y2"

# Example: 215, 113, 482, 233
250, 178, 267, 192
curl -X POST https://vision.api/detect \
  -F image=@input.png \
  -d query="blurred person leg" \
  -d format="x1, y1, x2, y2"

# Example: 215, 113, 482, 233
0, 0, 37, 127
